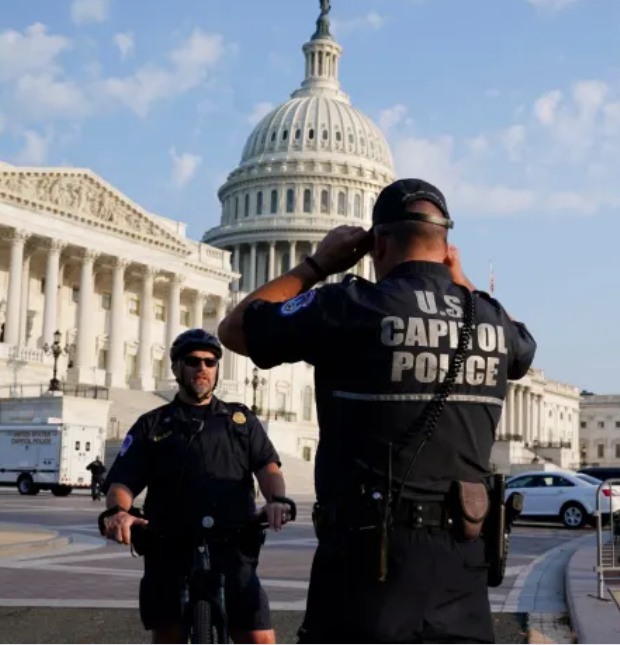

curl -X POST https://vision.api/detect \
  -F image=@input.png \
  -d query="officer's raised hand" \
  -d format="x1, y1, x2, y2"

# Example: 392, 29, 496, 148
444, 244, 475, 292
311, 225, 371, 276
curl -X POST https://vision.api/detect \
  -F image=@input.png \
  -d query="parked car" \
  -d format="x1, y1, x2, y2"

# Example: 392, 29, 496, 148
578, 466, 620, 484
505, 470, 620, 529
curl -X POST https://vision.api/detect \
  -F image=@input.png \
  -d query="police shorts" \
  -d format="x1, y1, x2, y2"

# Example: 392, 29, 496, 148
298, 526, 495, 644
139, 540, 272, 633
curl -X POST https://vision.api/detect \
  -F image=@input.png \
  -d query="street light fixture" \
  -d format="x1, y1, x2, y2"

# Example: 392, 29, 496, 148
245, 366, 266, 415
43, 330, 69, 392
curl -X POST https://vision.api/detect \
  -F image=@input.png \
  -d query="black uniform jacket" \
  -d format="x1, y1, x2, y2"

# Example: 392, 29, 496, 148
103, 396, 280, 532
242, 261, 536, 503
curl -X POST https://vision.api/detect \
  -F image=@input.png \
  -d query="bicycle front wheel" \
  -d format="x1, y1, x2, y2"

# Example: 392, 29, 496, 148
192, 599, 223, 644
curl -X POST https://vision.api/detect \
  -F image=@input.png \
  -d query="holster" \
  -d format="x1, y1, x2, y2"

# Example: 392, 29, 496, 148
449, 481, 490, 541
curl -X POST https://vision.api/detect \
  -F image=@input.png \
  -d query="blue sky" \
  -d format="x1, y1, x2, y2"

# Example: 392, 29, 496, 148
0, 0, 618, 393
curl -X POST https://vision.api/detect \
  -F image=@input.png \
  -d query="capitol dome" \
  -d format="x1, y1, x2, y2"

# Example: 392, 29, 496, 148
240, 97, 394, 173
202, 2, 396, 292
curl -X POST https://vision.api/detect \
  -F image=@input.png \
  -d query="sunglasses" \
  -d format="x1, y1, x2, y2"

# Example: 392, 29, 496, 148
183, 356, 219, 369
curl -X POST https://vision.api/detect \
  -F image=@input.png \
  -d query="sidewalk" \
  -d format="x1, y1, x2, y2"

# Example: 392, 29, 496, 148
566, 534, 620, 643
0, 523, 71, 558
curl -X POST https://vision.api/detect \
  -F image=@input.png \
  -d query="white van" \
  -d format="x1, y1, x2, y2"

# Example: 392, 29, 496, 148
0, 423, 106, 496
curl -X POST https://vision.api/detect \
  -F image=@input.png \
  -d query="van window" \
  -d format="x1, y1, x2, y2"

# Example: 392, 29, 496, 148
75, 441, 80, 450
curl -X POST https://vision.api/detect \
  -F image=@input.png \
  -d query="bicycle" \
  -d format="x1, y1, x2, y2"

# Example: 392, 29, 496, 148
102, 496, 297, 644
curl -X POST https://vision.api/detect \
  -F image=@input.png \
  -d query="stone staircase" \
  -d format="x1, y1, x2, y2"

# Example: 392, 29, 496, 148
107, 387, 169, 440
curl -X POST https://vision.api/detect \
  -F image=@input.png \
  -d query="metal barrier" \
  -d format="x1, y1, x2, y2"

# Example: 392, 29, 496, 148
0, 381, 110, 400
595, 478, 620, 599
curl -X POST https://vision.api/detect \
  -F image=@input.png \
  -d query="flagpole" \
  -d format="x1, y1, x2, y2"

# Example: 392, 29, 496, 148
489, 260, 494, 295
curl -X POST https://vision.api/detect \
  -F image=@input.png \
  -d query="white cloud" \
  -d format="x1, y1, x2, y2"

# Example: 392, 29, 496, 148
170, 148, 202, 188
467, 135, 490, 155
114, 32, 134, 60
71, 0, 109, 25
378, 104, 408, 131
526, 0, 579, 12
15, 73, 90, 119
332, 13, 389, 35
247, 102, 274, 125
534, 90, 563, 125
99, 29, 226, 117
0, 23, 70, 83
16, 130, 51, 165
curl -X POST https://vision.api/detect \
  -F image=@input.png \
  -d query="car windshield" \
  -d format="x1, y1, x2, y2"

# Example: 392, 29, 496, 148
577, 474, 603, 485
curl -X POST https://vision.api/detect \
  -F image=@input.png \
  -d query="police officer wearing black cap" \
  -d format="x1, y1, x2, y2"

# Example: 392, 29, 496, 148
218, 179, 537, 643
99, 329, 290, 644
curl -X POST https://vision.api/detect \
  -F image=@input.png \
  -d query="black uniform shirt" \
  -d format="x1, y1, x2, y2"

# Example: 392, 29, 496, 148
242, 261, 537, 503
102, 396, 280, 532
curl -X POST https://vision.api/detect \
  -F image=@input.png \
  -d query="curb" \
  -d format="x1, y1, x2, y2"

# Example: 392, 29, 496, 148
0, 526, 72, 558
564, 537, 594, 645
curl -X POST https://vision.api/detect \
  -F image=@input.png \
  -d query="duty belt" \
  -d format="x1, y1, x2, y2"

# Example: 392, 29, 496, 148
391, 499, 454, 530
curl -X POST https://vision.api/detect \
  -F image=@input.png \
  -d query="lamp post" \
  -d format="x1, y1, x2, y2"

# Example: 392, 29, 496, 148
43, 330, 69, 392
245, 366, 266, 415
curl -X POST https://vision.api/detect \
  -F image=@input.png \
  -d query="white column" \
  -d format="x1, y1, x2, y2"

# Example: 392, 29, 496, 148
71, 248, 99, 383
515, 386, 523, 440
522, 387, 529, 444
232, 246, 240, 291
537, 395, 544, 444
42, 240, 65, 347
192, 291, 205, 329
268, 242, 276, 281
19, 252, 32, 346
529, 393, 536, 445
216, 296, 227, 324
507, 383, 515, 438
249, 243, 257, 291
164, 274, 184, 380
5, 229, 29, 345
289, 241, 297, 270
106, 257, 129, 388
311, 241, 318, 255
135, 266, 156, 390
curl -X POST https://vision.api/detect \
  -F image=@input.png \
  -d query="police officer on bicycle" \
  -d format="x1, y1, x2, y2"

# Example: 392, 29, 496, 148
100, 329, 290, 644
217, 178, 537, 643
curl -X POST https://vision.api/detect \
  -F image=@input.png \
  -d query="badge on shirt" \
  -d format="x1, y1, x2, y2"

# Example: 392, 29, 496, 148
119, 434, 133, 457
279, 290, 316, 316
232, 411, 246, 424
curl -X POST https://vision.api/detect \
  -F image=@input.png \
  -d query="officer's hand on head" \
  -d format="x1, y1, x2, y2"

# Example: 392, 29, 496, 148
104, 511, 148, 546
312, 225, 371, 276
444, 245, 468, 287
263, 501, 290, 532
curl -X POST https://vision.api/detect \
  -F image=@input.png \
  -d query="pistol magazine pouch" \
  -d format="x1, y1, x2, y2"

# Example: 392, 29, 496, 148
452, 481, 490, 540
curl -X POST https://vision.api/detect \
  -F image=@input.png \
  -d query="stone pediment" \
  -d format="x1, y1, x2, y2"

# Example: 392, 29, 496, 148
0, 168, 191, 255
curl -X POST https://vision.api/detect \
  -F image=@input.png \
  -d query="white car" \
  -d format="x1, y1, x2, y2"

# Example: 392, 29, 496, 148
505, 470, 620, 529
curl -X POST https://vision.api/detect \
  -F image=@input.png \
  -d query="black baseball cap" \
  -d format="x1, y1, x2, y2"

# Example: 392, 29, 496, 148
372, 178, 454, 229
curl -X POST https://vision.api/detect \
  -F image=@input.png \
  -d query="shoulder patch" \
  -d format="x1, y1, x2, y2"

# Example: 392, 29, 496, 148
279, 290, 316, 316
119, 434, 134, 457
232, 411, 247, 424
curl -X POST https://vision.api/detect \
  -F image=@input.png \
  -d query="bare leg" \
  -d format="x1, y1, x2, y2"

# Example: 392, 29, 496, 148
231, 628, 276, 644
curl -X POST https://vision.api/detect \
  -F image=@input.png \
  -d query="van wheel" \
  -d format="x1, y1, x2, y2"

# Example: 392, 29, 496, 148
51, 485, 72, 497
17, 475, 39, 496
561, 502, 587, 529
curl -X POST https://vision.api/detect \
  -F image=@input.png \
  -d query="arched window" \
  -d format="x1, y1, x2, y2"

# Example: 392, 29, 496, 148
286, 188, 295, 213
271, 131, 277, 142
235, 196, 239, 219
321, 190, 329, 214
295, 129, 301, 140
309, 128, 315, 140
280, 253, 290, 274
354, 194, 361, 218
303, 189, 312, 213
256, 191, 263, 215
322, 129, 328, 141
336, 131, 342, 142
338, 192, 346, 215
244, 194, 250, 217
368, 196, 375, 218
282, 130, 288, 141
270, 189, 278, 213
